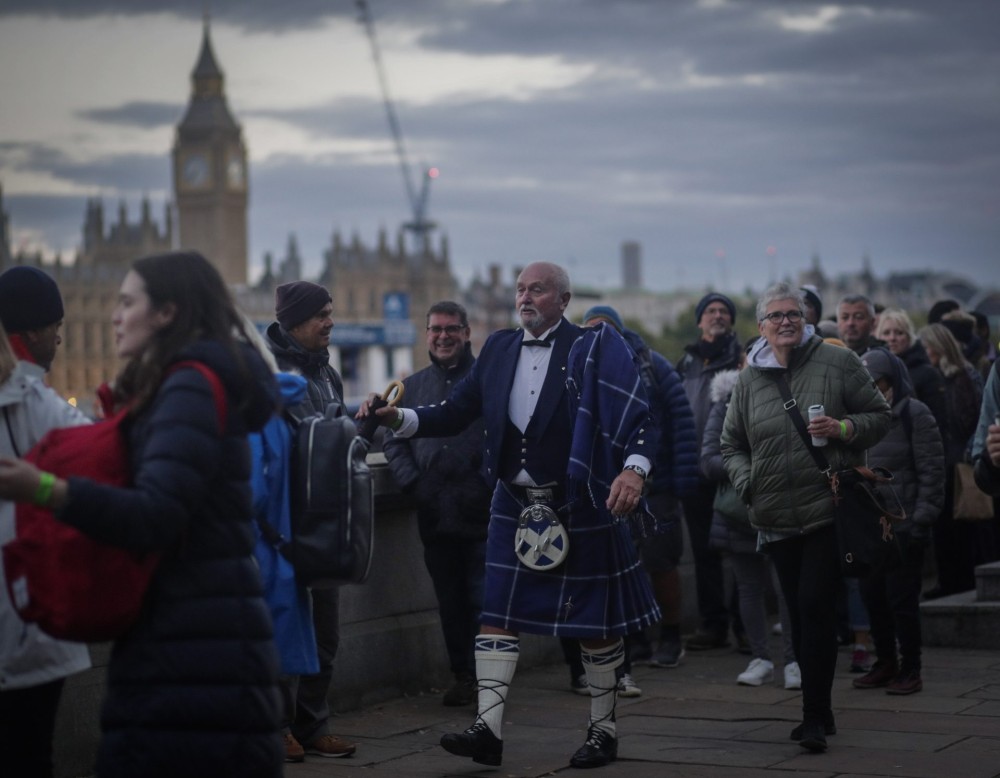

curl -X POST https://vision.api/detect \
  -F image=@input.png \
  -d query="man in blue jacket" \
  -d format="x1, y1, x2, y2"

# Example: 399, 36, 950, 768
677, 292, 742, 649
582, 306, 699, 673
363, 262, 659, 769
383, 301, 491, 708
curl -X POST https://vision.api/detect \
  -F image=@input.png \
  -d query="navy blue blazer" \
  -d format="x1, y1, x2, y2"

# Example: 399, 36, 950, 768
414, 318, 653, 487
414, 318, 581, 486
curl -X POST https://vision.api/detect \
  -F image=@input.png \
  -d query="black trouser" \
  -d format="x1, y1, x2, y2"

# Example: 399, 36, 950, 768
932, 467, 980, 594
282, 587, 340, 744
859, 534, 925, 673
681, 483, 729, 634
423, 536, 486, 677
766, 524, 840, 726
0, 678, 65, 778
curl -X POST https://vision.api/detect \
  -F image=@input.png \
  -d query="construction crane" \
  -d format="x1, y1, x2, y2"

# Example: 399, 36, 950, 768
356, 0, 437, 250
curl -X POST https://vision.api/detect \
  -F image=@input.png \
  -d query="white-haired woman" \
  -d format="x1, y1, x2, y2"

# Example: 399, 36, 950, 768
721, 283, 890, 753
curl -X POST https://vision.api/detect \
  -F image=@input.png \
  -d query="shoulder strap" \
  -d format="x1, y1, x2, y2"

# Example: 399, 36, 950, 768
636, 346, 660, 397
3, 406, 20, 457
770, 371, 831, 476
168, 361, 227, 433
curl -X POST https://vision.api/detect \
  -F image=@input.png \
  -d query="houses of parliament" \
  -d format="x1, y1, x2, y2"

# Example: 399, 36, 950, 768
0, 21, 458, 409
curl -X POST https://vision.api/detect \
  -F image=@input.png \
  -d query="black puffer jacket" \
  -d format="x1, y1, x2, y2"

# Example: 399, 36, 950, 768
383, 345, 491, 542
60, 340, 283, 778
677, 333, 742, 464
899, 340, 947, 429
865, 351, 945, 534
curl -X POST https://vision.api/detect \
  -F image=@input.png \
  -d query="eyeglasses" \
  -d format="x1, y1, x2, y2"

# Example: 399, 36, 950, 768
760, 310, 804, 325
427, 324, 465, 335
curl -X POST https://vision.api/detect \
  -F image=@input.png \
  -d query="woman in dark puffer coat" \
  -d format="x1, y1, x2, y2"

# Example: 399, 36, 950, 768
0, 251, 283, 777
854, 348, 944, 696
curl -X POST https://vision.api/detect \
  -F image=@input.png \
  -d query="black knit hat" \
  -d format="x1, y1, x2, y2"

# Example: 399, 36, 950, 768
695, 292, 736, 325
0, 266, 64, 333
927, 299, 959, 324
275, 281, 332, 330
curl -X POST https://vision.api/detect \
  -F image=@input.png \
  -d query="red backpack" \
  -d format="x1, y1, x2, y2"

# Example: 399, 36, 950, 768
3, 361, 226, 642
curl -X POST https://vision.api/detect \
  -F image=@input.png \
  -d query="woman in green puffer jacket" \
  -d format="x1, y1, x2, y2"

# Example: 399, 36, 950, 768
721, 282, 890, 754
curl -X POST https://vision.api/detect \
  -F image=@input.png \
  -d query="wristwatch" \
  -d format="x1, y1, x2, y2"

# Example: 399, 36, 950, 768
623, 464, 647, 480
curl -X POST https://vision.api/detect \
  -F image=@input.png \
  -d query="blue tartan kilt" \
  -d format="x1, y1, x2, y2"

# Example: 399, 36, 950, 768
480, 484, 662, 638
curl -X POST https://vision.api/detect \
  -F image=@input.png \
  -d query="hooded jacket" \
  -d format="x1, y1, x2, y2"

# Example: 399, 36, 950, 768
721, 330, 891, 534
702, 369, 757, 553
264, 321, 344, 417
0, 361, 91, 691
899, 340, 947, 428
678, 332, 743, 463
59, 340, 283, 777
249, 372, 318, 676
865, 351, 945, 532
972, 360, 1000, 495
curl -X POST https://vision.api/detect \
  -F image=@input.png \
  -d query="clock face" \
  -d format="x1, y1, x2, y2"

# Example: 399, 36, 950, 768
226, 156, 245, 188
181, 154, 209, 187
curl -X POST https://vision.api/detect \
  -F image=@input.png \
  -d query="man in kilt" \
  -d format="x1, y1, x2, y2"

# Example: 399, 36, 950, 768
362, 262, 660, 768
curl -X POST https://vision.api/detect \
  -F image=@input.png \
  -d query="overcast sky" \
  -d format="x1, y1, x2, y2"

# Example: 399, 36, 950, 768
1, 0, 998, 294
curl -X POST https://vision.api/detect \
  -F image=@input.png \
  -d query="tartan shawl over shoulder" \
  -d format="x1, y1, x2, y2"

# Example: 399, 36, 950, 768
566, 324, 656, 516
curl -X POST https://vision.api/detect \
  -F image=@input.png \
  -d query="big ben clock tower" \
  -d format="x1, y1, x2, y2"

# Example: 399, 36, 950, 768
172, 18, 248, 285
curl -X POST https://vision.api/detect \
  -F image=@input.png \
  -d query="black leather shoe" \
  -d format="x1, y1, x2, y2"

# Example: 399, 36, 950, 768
790, 712, 836, 741
685, 629, 730, 651
570, 726, 618, 768
798, 721, 828, 752
440, 722, 502, 766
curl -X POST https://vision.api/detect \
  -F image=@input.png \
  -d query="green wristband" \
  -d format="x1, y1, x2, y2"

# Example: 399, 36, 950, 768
839, 420, 848, 439
34, 471, 56, 507
389, 407, 404, 431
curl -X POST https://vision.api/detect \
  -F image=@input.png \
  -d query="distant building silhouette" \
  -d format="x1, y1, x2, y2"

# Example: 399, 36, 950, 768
622, 240, 641, 290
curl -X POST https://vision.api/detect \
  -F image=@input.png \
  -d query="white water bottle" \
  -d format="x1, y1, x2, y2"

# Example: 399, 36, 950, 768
808, 404, 827, 447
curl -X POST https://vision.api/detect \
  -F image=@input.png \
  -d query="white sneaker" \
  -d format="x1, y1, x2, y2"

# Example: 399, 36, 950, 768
616, 672, 642, 697
784, 661, 802, 690
737, 658, 774, 686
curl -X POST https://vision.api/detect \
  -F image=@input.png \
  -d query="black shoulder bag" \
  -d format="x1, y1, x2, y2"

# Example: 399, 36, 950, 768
772, 372, 904, 577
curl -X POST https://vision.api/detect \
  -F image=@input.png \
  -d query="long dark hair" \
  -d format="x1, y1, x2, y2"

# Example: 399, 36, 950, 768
114, 251, 251, 413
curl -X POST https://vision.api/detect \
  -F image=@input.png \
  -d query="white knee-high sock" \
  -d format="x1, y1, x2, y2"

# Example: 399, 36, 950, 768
474, 634, 519, 740
581, 639, 624, 738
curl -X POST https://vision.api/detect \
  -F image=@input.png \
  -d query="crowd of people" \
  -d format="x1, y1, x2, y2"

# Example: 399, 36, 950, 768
0, 255, 998, 774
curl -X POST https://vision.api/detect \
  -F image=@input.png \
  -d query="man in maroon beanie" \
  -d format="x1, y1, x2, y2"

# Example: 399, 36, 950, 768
263, 281, 356, 762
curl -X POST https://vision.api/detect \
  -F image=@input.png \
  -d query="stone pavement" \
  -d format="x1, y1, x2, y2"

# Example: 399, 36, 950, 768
286, 640, 1000, 778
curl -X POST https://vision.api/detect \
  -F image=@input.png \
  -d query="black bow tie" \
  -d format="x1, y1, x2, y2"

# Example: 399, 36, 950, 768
522, 337, 552, 348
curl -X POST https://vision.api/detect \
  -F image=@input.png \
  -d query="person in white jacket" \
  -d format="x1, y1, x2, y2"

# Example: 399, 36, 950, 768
0, 309, 91, 776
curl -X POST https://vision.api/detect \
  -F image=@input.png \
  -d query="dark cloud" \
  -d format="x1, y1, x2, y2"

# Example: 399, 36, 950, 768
78, 101, 182, 129
0, 142, 168, 193
3, 194, 89, 255
3, 0, 998, 292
